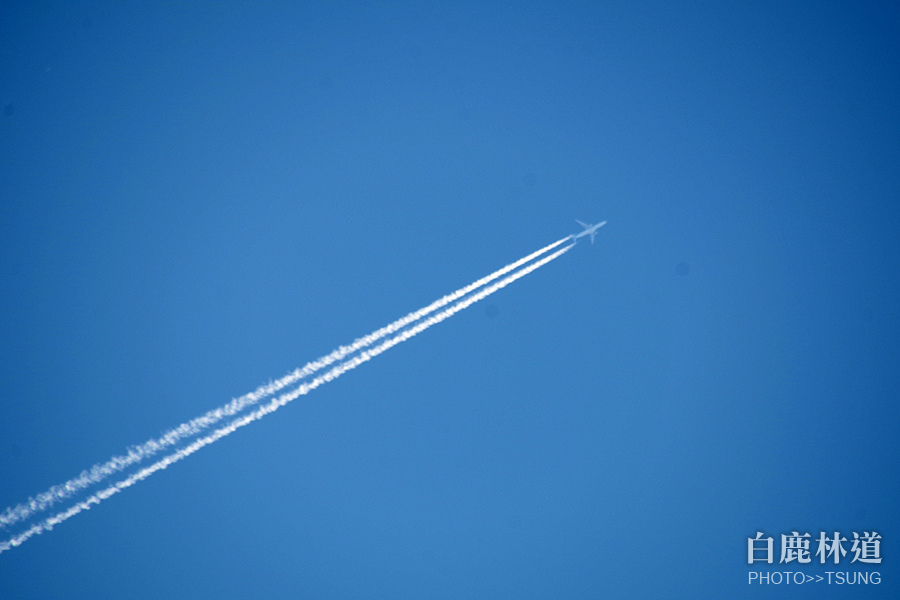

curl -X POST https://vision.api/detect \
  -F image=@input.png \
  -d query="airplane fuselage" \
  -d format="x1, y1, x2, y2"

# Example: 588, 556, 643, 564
573, 220, 607, 243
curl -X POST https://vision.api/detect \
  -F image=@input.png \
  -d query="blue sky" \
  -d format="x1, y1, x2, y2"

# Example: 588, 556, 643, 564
1, 1, 898, 598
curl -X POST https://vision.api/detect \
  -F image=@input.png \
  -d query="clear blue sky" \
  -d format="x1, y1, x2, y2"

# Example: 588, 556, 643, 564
1, 1, 898, 597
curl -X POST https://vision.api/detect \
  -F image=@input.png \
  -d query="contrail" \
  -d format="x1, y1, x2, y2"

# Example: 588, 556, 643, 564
0, 236, 572, 531
0, 242, 573, 554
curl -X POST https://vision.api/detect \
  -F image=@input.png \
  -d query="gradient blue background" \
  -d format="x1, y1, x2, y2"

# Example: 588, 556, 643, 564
1, 1, 898, 598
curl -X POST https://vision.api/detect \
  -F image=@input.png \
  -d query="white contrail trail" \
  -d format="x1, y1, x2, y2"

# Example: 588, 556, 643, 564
0, 237, 572, 531
0, 242, 573, 554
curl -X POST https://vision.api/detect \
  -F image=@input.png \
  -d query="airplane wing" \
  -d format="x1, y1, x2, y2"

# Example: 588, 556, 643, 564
575, 220, 589, 229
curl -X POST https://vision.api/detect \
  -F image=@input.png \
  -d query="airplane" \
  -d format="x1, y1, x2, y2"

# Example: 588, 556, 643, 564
572, 219, 607, 244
